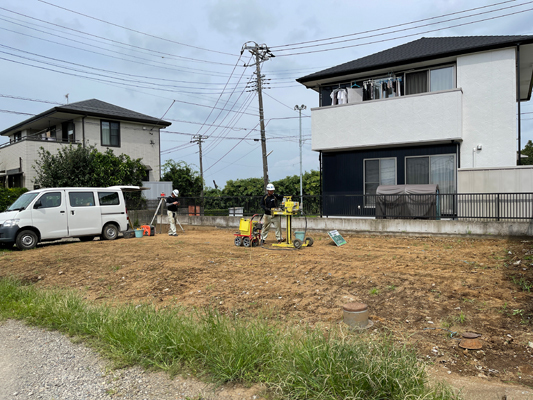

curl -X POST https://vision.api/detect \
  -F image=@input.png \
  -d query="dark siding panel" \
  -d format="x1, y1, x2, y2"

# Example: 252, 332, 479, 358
322, 143, 457, 212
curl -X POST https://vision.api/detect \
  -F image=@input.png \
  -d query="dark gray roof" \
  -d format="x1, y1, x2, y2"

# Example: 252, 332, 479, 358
55, 99, 172, 125
297, 35, 533, 84
0, 99, 171, 136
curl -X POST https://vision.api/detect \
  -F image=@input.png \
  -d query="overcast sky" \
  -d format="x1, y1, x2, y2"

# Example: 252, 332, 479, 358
1, 0, 533, 189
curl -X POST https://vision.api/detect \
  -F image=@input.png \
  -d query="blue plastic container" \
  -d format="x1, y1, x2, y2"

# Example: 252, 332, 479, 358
294, 231, 305, 241
135, 229, 143, 238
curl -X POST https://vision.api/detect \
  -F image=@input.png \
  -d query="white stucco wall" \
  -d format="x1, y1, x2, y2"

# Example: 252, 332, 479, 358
458, 166, 533, 193
311, 89, 463, 151
456, 48, 517, 168
81, 117, 161, 181
0, 116, 162, 188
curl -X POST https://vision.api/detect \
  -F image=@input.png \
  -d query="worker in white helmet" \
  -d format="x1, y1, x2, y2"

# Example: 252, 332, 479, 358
260, 183, 284, 244
165, 189, 180, 236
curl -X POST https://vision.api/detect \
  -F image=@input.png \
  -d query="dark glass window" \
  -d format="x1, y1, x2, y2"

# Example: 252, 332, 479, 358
69, 192, 95, 207
98, 192, 120, 205
101, 121, 120, 147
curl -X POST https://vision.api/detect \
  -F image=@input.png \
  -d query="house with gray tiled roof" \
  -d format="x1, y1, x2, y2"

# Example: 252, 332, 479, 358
297, 36, 533, 216
0, 99, 171, 188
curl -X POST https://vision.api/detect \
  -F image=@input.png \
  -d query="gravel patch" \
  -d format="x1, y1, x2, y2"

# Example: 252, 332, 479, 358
0, 320, 262, 400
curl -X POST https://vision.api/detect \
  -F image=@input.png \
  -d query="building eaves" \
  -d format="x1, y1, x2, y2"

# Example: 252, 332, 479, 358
297, 35, 533, 84
0, 99, 172, 136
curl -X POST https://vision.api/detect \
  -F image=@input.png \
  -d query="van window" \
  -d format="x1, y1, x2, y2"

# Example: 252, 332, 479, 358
98, 192, 120, 206
7, 192, 38, 211
38, 192, 62, 208
69, 192, 95, 207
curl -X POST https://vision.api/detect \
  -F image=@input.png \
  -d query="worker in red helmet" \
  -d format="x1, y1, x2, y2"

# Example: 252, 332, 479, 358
260, 183, 284, 244
165, 189, 180, 236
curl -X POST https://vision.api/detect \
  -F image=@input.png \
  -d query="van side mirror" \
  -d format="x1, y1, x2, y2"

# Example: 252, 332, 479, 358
34, 200, 42, 209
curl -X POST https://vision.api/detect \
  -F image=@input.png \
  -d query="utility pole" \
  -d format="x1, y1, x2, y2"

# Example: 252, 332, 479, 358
242, 41, 274, 191
190, 134, 206, 198
294, 104, 306, 210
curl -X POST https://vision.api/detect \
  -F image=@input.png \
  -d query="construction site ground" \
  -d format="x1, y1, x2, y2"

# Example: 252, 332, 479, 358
1, 225, 533, 399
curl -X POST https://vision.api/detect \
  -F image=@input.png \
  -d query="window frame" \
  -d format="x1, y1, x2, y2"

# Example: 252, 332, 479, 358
405, 64, 456, 95
363, 157, 397, 207
68, 192, 96, 207
62, 121, 75, 143
404, 153, 457, 193
36, 192, 62, 209
98, 191, 120, 206
101, 120, 121, 147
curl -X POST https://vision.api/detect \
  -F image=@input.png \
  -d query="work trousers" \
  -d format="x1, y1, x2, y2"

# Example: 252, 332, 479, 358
167, 210, 177, 235
261, 214, 281, 242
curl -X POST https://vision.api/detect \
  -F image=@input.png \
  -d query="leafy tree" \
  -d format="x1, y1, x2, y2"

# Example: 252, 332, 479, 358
222, 177, 264, 196
272, 170, 321, 196
161, 160, 203, 197
33, 145, 146, 188
521, 140, 533, 165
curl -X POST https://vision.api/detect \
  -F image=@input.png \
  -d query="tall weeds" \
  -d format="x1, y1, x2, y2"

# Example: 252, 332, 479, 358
0, 278, 460, 400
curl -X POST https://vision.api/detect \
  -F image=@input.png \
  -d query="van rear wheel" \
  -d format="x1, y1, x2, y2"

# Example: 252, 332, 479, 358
102, 224, 119, 240
16, 230, 38, 250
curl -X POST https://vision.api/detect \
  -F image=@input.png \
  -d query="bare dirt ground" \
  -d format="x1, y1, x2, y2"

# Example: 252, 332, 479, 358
2, 225, 533, 396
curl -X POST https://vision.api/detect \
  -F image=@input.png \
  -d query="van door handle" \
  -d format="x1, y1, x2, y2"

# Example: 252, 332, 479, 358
71, 211, 75, 215
60, 211, 65, 214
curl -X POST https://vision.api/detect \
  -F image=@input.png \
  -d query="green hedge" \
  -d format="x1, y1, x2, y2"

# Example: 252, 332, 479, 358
0, 187, 28, 212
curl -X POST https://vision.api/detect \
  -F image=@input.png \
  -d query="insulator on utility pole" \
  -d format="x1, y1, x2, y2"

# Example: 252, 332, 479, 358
241, 41, 274, 191
190, 134, 206, 198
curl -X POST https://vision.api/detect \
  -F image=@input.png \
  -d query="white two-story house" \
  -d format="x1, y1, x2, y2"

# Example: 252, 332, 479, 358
0, 99, 171, 189
297, 35, 533, 215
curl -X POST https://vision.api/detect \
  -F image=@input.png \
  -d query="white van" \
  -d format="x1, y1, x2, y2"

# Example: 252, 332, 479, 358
0, 186, 139, 250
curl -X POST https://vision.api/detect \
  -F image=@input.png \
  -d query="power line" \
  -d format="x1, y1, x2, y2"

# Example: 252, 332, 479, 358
275, 1, 533, 52
276, 6, 533, 57
271, 0, 519, 49
0, 56, 260, 116
0, 42, 292, 87
0, 6, 237, 66
37, 0, 238, 57
0, 25, 237, 79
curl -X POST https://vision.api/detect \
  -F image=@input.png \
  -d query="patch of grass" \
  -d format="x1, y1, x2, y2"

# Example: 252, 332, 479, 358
369, 287, 379, 295
454, 311, 466, 324
511, 276, 533, 292
110, 265, 121, 272
387, 285, 396, 291
0, 277, 461, 400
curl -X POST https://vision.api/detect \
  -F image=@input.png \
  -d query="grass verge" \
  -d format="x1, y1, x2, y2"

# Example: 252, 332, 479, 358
0, 277, 460, 400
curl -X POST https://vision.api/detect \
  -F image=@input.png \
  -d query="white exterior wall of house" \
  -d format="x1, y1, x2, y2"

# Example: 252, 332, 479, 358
456, 47, 517, 168
311, 89, 463, 151
0, 116, 161, 188
81, 117, 161, 181
311, 47, 519, 173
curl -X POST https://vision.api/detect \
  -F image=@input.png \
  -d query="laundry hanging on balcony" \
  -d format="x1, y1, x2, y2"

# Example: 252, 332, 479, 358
330, 88, 348, 105
362, 77, 404, 101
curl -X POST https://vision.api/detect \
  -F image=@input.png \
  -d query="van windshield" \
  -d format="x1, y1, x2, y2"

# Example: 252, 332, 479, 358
7, 192, 39, 211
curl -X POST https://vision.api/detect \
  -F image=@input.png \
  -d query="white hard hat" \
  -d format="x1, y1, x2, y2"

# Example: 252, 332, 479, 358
172, 189, 179, 196
266, 183, 275, 191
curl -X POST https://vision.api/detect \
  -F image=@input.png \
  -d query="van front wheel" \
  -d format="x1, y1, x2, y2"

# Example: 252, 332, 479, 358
102, 224, 119, 240
16, 230, 38, 250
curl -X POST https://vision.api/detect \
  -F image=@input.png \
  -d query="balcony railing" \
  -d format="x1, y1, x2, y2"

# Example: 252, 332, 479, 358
0, 136, 80, 150
128, 193, 533, 221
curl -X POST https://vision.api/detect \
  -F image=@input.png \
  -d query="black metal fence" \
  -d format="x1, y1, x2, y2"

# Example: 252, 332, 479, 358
128, 193, 533, 221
